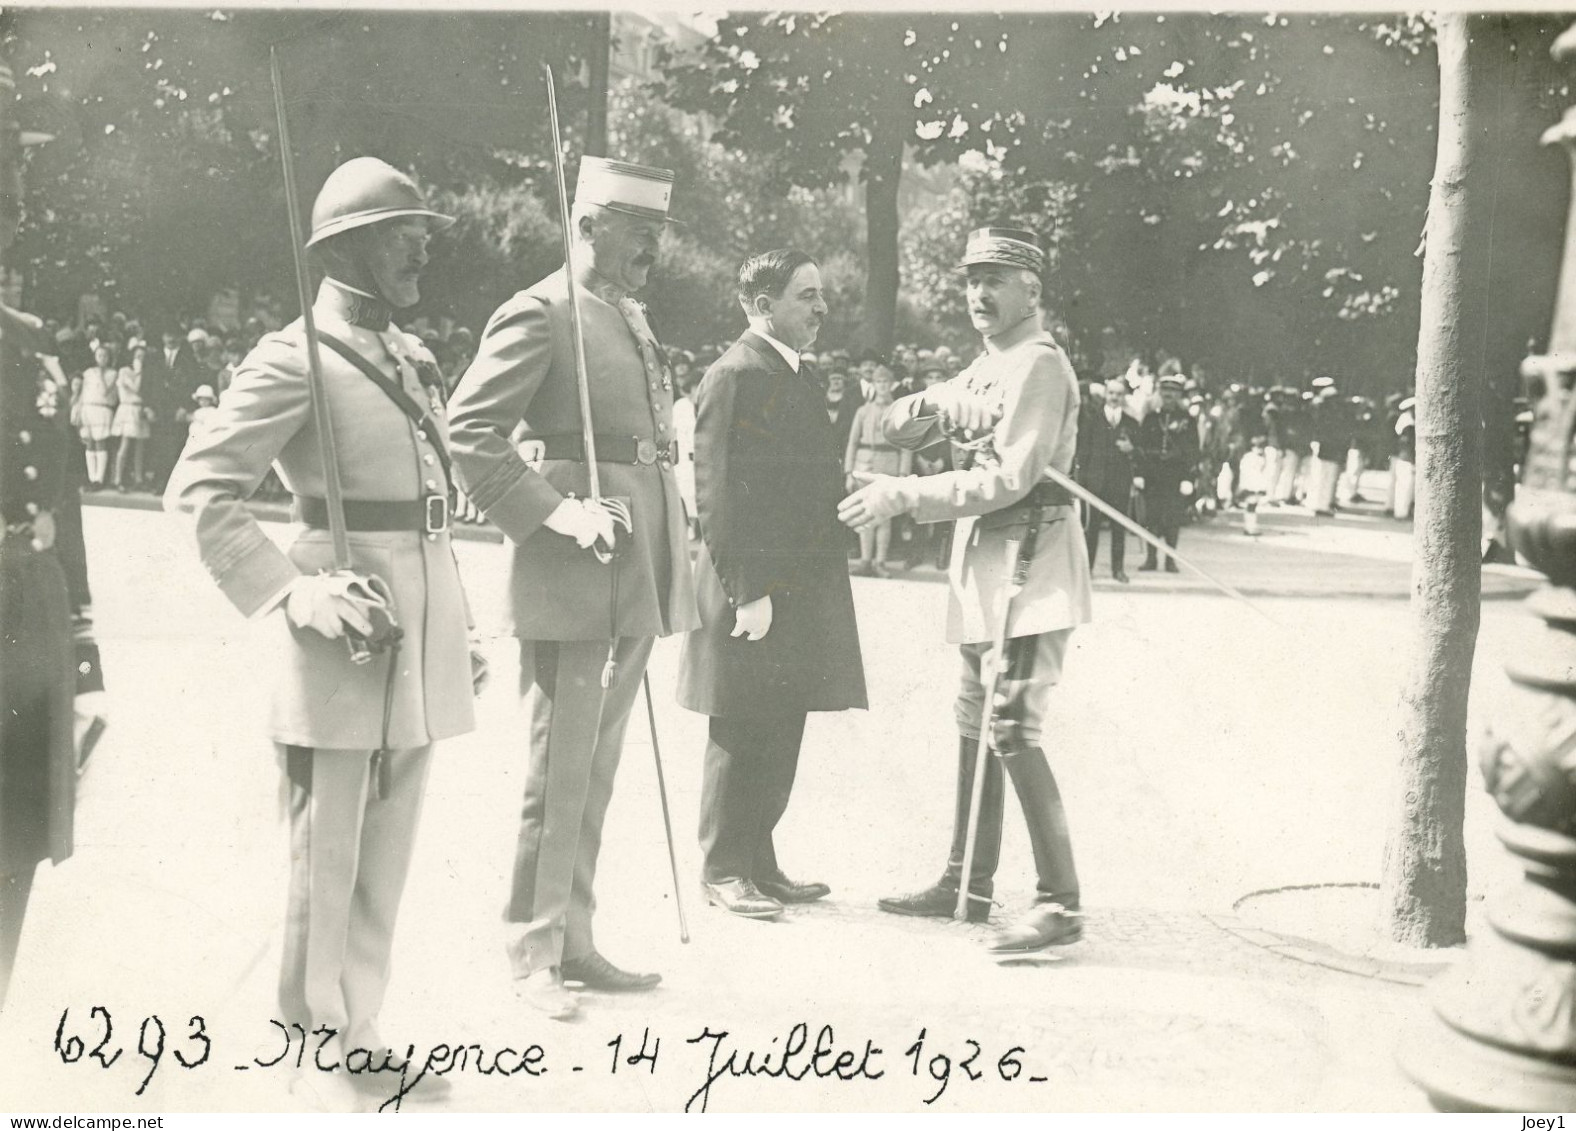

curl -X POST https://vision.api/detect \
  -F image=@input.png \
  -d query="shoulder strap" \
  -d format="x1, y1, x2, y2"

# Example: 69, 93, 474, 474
318, 331, 452, 488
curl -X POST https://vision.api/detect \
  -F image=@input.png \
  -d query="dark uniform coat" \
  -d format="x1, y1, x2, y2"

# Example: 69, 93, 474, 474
677, 332, 866, 716
164, 296, 475, 750
446, 267, 697, 641
1, 304, 75, 869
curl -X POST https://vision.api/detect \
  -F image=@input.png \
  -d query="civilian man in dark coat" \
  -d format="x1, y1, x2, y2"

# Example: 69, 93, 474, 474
1075, 376, 1141, 582
1138, 374, 1200, 572
144, 328, 203, 490
677, 248, 867, 920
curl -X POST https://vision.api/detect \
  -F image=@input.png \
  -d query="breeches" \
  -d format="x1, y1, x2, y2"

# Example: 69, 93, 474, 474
954, 629, 1072, 753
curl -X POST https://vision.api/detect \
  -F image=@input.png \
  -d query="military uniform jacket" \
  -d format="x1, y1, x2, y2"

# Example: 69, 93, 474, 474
1139, 407, 1201, 489
677, 332, 867, 716
164, 291, 475, 751
446, 267, 697, 641
1, 304, 75, 867
884, 326, 1093, 645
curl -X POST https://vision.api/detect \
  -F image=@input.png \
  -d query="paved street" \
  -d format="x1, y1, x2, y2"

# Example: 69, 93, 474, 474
0, 496, 1537, 1113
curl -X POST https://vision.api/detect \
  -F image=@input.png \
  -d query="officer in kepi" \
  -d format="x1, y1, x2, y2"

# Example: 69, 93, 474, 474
838, 226, 1093, 954
0, 58, 78, 1013
447, 157, 697, 1019
166, 157, 474, 1103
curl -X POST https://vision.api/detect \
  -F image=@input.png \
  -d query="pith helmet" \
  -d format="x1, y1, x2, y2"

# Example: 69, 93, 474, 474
305, 156, 454, 248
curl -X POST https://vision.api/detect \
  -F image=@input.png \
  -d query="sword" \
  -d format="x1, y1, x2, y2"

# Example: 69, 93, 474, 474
1039, 464, 1282, 627
540, 62, 631, 571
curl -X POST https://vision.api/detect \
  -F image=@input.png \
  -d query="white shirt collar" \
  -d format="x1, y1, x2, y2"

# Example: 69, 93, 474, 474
752, 327, 800, 373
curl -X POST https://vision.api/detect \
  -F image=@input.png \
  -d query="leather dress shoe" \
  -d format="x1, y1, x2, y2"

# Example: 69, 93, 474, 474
755, 874, 831, 904
1112, 570, 1130, 584
878, 882, 991, 923
986, 903, 1084, 953
516, 967, 578, 1020
562, 950, 661, 992
702, 877, 783, 919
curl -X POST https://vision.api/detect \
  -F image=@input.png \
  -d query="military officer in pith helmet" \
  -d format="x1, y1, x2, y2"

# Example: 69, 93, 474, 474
839, 226, 1093, 954
166, 156, 473, 1100
447, 157, 697, 1019
0, 58, 77, 1012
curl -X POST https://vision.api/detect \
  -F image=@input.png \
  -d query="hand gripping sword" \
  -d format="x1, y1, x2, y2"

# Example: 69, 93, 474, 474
542, 63, 684, 941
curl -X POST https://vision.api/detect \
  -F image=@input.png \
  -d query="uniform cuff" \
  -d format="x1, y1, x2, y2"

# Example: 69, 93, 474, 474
215, 542, 301, 620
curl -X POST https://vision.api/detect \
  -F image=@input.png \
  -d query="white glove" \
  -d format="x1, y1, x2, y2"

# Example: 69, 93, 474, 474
1133, 476, 1147, 491
1180, 481, 1195, 498
543, 498, 616, 550
731, 595, 773, 641
837, 473, 912, 532
285, 573, 381, 640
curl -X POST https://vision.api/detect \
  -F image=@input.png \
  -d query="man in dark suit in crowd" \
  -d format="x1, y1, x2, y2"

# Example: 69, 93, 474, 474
677, 248, 867, 920
144, 328, 202, 489
1076, 376, 1141, 583
1138, 374, 1200, 572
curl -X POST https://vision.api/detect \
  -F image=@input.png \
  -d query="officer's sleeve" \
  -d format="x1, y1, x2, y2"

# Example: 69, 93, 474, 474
694, 365, 779, 606
163, 334, 310, 618
881, 387, 948, 451
445, 294, 561, 544
880, 347, 1075, 525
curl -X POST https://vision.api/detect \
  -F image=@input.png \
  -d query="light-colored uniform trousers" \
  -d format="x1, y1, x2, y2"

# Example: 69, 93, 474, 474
505, 634, 655, 978
1393, 459, 1416, 519
278, 743, 433, 1053
954, 629, 1072, 749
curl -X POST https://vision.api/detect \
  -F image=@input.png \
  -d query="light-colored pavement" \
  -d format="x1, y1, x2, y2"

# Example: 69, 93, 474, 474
0, 498, 1536, 1113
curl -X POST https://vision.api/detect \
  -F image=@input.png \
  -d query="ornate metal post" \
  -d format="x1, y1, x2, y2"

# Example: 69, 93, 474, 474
1402, 22, 1576, 1112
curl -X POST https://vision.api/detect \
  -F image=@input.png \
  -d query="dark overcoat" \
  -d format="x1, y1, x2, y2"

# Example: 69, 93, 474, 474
677, 332, 866, 717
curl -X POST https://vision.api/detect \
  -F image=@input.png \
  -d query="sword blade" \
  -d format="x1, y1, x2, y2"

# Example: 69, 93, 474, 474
1041, 464, 1283, 627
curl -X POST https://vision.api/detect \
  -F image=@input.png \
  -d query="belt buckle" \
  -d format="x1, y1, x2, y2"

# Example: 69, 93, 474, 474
636, 438, 657, 465
424, 493, 449, 535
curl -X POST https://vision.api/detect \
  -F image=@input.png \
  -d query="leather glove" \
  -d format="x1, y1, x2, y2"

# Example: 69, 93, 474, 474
837, 473, 913, 532
543, 497, 617, 550
285, 573, 384, 640
731, 595, 773, 642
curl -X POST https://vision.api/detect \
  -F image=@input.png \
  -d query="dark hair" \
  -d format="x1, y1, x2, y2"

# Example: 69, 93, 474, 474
737, 248, 816, 306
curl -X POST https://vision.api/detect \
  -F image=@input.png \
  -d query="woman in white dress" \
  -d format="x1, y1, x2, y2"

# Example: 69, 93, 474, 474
73, 344, 118, 488
110, 342, 149, 490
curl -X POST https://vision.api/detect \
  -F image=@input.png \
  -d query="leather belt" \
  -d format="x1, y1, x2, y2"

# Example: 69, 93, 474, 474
517, 433, 674, 466
979, 480, 1075, 530
294, 494, 449, 534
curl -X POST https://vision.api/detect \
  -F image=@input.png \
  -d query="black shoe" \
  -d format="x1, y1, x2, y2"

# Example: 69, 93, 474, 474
1112, 570, 1129, 584
702, 877, 783, 919
562, 950, 661, 992
1164, 560, 1179, 573
756, 874, 831, 904
1138, 560, 1158, 572
878, 882, 991, 923
987, 903, 1084, 953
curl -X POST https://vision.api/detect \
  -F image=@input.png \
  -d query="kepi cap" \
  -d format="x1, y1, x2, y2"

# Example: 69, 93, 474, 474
575, 156, 680, 224
957, 227, 1045, 273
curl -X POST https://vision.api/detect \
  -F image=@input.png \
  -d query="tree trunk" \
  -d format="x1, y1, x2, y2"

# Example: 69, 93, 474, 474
860, 122, 903, 357
584, 12, 611, 159
1380, 13, 1493, 948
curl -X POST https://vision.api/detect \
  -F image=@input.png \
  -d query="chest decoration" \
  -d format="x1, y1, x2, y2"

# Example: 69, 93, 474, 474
940, 360, 1010, 466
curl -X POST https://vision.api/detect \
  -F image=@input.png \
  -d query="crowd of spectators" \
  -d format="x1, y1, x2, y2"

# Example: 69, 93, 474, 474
49, 294, 1480, 578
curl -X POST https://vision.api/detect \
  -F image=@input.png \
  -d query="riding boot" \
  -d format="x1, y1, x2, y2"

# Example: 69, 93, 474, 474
941, 734, 1004, 902
1002, 746, 1080, 909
